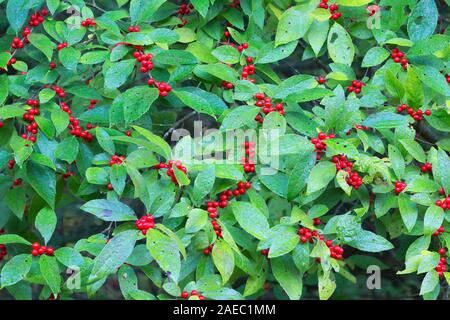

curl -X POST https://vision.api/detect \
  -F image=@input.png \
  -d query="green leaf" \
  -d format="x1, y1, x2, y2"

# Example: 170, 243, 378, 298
90, 230, 138, 281
193, 166, 215, 204
54, 247, 84, 268
384, 69, 405, 99
146, 228, 181, 283
194, 63, 238, 83
398, 194, 418, 232
81, 199, 137, 222
26, 161, 56, 209
132, 126, 172, 160
6, 0, 32, 32
173, 88, 226, 118
35, 207, 57, 245
420, 270, 439, 295
0, 75, 8, 105
55, 136, 79, 163
211, 45, 240, 64
104, 59, 136, 90
275, 6, 313, 46
388, 144, 405, 179
231, 202, 270, 240
130, 0, 165, 24
405, 67, 424, 108
318, 273, 336, 300
80, 51, 108, 65
327, 22, 355, 66
336, 0, 373, 5
0, 254, 32, 288
58, 47, 80, 71
435, 149, 450, 195
271, 256, 303, 300
191, 0, 209, 17
0, 234, 31, 245
39, 255, 61, 294
361, 47, 390, 67
405, 176, 438, 193
153, 50, 197, 66
423, 206, 444, 236
399, 139, 426, 163
287, 154, 315, 200
212, 240, 235, 284
110, 165, 127, 195
267, 226, 299, 258
220, 106, 260, 131
347, 230, 394, 252
407, 0, 438, 42
306, 161, 336, 194
362, 112, 410, 129
86, 167, 109, 185
28, 34, 55, 61
185, 209, 208, 233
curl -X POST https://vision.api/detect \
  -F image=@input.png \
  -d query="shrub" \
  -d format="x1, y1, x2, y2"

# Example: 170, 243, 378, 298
0, 0, 449, 300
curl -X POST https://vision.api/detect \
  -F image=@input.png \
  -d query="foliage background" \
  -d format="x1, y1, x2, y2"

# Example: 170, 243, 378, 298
0, 0, 449, 300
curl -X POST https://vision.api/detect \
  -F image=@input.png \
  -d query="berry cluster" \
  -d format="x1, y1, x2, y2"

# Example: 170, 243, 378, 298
128, 26, 140, 32
221, 80, 234, 90
254, 93, 285, 124
436, 248, 447, 278
210, 219, 223, 238
391, 48, 408, 70
29, 8, 48, 26
446, 74, 450, 84
109, 155, 126, 166
49, 84, 66, 98
181, 290, 205, 300
346, 171, 363, 189
261, 248, 269, 256
230, 0, 240, 8
203, 243, 214, 256
31, 242, 54, 256
147, 79, 172, 97
347, 80, 365, 95
81, 18, 96, 27
57, 42, 68, 51
242, 141, 256, 173
435, 195, 450, 211
11, 37, 25, 49
60, 102, 93, 143
63, 170, 75, 179
394, 181, 406, 195
133, 51, 153, 73
420, 162, 432, 173
316, 75, 326, 85
310, 132, 335, 160
396, 104, 431, 122
332, 154, 353, 171
319, 1, 341, 20
155, 160, 187, 184
12, 178, 22, 188
298, 227, 324, 244
332, 154, 363, 189
87, 99, 98, 110
7, 159, 15, 169
207, 181, 252, 219
177, 3, 194, 27
22, 100, 41, 143
0, 229, 7, 262
135, 214, 155, 236
326, 240, 344, 260
433, 226, 445, 237
240, 55, 255, 82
